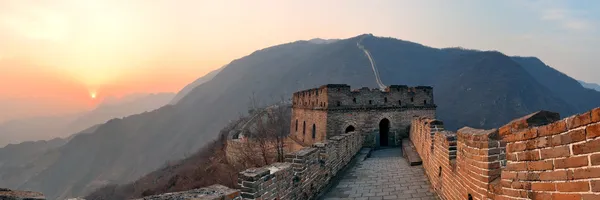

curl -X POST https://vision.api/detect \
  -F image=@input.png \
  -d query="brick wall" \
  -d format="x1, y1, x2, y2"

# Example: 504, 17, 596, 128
180, 130, 364, 200
237, 131, 363, 199
411, 107, 600, 200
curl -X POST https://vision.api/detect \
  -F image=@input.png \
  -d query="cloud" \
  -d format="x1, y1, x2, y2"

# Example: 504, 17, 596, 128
0, 1, 71, 42
538, 8, 594, 32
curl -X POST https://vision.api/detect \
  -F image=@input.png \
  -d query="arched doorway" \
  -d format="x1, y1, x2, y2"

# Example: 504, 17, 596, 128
379, 118, 390, 146
345, 125, 355, 133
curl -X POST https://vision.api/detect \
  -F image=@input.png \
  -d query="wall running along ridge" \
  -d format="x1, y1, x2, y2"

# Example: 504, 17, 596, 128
141, 131, 364, 200
411, 107, 600, 200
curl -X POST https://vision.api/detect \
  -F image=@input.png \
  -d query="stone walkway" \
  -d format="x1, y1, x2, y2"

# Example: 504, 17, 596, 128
321, 148, 436, 200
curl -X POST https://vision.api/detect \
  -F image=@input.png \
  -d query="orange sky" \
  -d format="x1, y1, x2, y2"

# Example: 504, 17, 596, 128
1, 0, 598, 121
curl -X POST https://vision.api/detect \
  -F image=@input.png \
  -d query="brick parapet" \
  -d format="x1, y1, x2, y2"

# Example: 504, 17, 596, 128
412, 107, 600, 200
232, 130, 364, 200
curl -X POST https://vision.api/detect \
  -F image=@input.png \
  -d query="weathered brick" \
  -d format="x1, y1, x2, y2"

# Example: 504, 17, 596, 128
550, 129, 586, 146
593, 180, 600, 192
573, 138, 600, 155
567, 111, 592, 129
526, 160, 553, 171
552, 193, 582, 200
592, 153, 600, 166
556, 181, 590, 192
499, 125, 512, 137
554, 156, 589, 169
538, 120, 567, 136
510, 181, 531, 190
531, 192, 551, 200
540, 145, 570, 159
506, 153, 518, 161
517, 172, 540, 181
506, 142, 526, 153
506, 162, 527, 171
587, 123, 600, 139
592, 107, 600, 123
517, 150, 540, 161
525, 136, 549, 150
539, 170, 568, 181
531, 182, 555, 191
582, 194, 600, 200
501, 171, 517, 180
573, 167, 600, 179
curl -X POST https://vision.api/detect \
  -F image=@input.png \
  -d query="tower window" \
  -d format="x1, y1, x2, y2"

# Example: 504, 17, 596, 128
295, 119, 298, 132
424, 100, 427, 105
398, 100, 401, 105
303, 121, 306, 135
337, 101, 341, 106
369, 100, 372, 105
384, 97, 388, 103
312, 124, 316, 139
411, 97, 414, 102
353, 98, 356, 103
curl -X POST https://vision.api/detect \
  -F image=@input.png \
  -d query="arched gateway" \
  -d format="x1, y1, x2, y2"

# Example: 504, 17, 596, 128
289, 84, 436, 147
379, 118, 390, 146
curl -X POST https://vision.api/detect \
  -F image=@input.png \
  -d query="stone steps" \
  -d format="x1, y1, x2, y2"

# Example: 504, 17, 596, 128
401, 139, 422, 166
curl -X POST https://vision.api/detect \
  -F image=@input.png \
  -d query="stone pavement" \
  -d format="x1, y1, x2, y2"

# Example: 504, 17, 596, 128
320, 148, 436, 200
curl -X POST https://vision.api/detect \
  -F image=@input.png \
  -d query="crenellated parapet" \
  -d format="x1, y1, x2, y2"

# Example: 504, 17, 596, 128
292, 84, 435, 110
236, 131, 364, 200
410, 107, 600, 200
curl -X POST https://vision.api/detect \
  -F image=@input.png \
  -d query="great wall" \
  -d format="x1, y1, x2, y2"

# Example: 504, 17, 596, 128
6, 84, 599, 200
134, 84, 600, 200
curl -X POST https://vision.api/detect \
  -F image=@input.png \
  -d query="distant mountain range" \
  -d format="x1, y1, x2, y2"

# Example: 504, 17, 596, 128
169, 67, 223, 105
3, 34, 600, 199
579, 80, 600, 92
0, 93, 175, 147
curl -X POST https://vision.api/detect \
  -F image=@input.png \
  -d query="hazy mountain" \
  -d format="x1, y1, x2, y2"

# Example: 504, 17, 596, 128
6, 34, 600, 199
0, 93, 175, 147
64, 93, 175, 135
169, 67, 223, 105
578, 80, 600, 92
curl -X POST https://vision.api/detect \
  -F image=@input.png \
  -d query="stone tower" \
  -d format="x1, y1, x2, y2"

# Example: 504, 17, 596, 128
290, 84, 436, 147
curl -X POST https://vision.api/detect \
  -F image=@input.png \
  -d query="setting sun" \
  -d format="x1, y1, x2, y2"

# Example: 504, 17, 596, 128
90, 92, 97, 99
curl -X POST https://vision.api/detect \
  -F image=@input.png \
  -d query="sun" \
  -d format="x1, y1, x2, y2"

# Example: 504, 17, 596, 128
90, 92, 97, 99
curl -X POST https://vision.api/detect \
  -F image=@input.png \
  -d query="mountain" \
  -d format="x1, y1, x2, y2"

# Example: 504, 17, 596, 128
578, 80, 600, 92
169, 67, 223, 105
511, 57, 600, 112
0, 93, 175, 147
5, 34, 600, 199
64, 93, 175, 134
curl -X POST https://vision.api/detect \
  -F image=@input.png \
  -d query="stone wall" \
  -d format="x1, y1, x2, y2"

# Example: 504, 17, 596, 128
411, 107, 600, 200
290, 108, 328, 144
238, 131, 363, 199
291, 84, 436, 147
172, 131, 364, 200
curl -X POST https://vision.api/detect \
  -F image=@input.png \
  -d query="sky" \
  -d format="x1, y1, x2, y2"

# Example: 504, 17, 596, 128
0, 0, 599, 121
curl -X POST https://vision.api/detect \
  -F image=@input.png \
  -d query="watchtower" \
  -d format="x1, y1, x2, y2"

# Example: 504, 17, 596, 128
290, 84, 436, 147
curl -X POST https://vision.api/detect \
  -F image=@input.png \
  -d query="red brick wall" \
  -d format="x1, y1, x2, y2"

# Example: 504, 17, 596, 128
411, 107, 600, 200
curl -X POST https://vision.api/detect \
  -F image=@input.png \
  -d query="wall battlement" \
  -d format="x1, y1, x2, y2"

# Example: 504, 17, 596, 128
411, 107, 600, 200
291, 84, 436, 146
164, 131, 364, 200
292, 84, 434, 110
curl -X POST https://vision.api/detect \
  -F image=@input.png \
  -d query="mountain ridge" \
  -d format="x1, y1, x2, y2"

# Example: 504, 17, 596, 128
3, 34, 599, 199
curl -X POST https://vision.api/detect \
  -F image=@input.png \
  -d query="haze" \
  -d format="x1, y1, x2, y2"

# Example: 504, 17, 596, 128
1, 0, 599, 122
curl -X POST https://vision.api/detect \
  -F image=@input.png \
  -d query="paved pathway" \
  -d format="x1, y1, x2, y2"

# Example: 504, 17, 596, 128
321, 148, 436, 200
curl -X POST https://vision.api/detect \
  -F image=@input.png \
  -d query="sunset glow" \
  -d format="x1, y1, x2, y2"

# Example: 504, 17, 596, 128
0, 0, 599, 122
